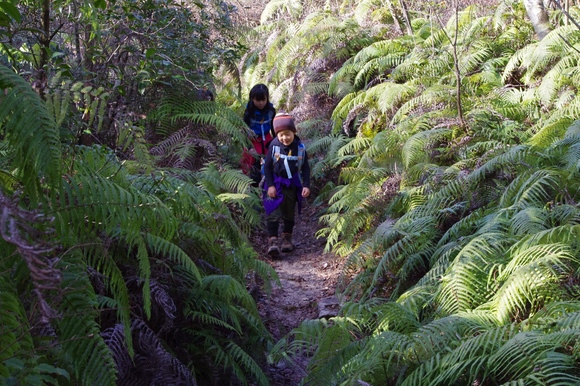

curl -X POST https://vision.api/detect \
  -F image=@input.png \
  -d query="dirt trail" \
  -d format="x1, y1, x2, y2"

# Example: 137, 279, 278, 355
252, 201, 344, 385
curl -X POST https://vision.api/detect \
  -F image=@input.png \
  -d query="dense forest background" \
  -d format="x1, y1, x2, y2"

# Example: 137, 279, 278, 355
3, 0, 580, 385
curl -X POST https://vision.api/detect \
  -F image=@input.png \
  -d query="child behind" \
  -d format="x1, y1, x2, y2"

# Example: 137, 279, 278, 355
240, 84, 276, 185
262, 113, 310, 257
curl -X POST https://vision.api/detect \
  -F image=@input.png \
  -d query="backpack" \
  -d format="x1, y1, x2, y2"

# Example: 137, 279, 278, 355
259, 143, 305, 188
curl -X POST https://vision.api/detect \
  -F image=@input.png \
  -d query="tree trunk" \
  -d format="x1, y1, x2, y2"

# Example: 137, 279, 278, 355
399, 0, 413, 35
385, 0, 403, 34
452, 1, 463, 125
385, 0, 412, 35
523, 0, 551, 40
35, 0, 50, 97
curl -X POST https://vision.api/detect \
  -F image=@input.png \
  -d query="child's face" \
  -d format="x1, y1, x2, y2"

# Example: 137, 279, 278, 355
253, 98, 267, 110
277, 130, 295, 146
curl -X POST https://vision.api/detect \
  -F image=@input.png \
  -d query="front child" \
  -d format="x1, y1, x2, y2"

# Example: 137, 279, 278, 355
263, 113, 311, 256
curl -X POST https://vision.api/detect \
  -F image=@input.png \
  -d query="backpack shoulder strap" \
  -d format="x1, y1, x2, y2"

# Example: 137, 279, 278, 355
297, 143, 305, 171
271, 144, 305, 179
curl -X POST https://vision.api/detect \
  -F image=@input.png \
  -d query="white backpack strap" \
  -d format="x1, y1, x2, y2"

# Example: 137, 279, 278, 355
272, 145, 280, 160
260, 118, 266, 141
272, 145, 299, 178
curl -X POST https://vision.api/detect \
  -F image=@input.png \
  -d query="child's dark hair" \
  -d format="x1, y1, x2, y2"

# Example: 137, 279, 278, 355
249, 83, 269, 102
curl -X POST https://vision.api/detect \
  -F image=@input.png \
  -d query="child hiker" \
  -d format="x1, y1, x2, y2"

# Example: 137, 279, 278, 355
263, 113, 311, 256
240, 84, 277, 185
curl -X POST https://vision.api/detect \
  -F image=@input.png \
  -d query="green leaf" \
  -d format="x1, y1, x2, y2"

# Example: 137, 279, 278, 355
0, 2, 20, 23
4, 357, 24, 371
37, 363, 70, 379
23, 375, 43, 386
145, 48, 156, 59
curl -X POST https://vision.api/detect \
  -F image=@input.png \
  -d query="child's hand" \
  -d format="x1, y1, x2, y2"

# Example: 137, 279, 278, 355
268, 186, 277, 198
302, 187, 310, 198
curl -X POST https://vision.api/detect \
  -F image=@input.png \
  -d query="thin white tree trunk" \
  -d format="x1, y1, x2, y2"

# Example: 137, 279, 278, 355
524, 0, 551, 40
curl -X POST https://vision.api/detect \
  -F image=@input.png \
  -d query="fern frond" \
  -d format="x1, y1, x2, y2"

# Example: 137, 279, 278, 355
498, 169, 559, 210
260, 0, 303, 23
525, 25, 579, 82
491, 243, 575, 323
222, 341, 269, 386
502, 43, 536, 84
329, 55, 357, 89
412, 322, 515, 386
304, 318, 364, 385
392, 85, 456, 124
508, 207, 550, 235
0, 65, 61, 201
437, 232, 510, 315
336, 330, 412, 384
488, 329, 580, 384
57, 162, 176, 241
372, 216, 438, 294
350, 40, 409, 89
144, 233, 202, 282
86, 245, 133, 352
402, 128, 452, 168
0, 274, 33, 367
374, 301, 421, 334
374, 82, 417, 115
528, 116, 575, 148
171, 101, 248, 145
55, 253, 117, 385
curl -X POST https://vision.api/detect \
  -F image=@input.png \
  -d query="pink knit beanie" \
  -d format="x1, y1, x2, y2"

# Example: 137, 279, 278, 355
273, 113, 296, 134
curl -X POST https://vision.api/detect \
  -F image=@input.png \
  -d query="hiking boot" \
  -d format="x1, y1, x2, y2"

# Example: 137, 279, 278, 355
267, 237, 280, 257
280, 233, 294, 252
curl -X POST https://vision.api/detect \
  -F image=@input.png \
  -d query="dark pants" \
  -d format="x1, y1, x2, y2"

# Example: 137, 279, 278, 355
266, 185, 297, 237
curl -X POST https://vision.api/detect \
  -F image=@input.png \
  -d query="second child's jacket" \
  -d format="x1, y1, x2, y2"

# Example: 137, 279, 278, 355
244, 102, 276, 146
241, 102, 276, 179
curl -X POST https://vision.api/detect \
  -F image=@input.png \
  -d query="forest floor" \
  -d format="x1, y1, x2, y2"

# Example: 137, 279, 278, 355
249, 200, 345, 385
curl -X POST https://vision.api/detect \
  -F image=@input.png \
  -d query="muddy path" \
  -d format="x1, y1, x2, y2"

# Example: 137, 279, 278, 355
250, 201, 344, 385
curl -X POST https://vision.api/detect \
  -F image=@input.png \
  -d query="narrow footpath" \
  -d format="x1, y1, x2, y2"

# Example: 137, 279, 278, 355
251, 200, 344, 385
